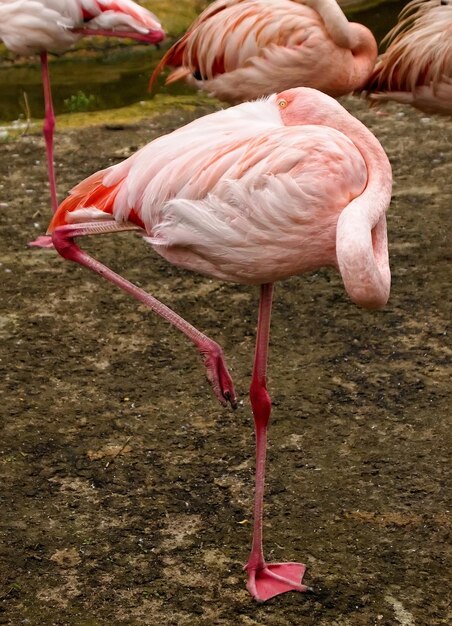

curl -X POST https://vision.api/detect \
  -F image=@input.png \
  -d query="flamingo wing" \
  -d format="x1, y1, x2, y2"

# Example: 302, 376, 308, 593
49, 97, 283, 230
149, 124, 367, 284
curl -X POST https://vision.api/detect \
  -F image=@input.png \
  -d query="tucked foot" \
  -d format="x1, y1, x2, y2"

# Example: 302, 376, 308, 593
246, 562, 311, 602
28, 234, 54, 249
201, 342, 237, 409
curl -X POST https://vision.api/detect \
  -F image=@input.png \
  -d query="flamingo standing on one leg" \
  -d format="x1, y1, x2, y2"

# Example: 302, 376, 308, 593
47, 87, 391, 602
150, 0, 378, 104
0, 0, 165, 227
362, 0, 452, 115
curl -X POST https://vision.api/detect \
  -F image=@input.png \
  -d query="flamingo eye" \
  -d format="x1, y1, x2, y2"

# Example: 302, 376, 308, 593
277, 98, 288, 108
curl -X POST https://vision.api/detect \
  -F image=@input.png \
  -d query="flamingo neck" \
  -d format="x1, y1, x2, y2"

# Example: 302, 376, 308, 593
333, 115, 392, 309
302, 0, 377, 63
347, 24, 378, 88
302, 0, 354, 48
279, 91, 392, 309
340, 116, 391, 232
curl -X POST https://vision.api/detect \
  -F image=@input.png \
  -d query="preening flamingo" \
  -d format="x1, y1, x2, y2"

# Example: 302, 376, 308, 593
47, 87, 392, 601
150, 0, 378, 104
362, 0, 452, 115
0, 0, 165, 222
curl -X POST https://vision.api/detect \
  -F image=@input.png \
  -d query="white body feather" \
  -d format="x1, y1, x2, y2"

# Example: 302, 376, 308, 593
0, 0, 163, 55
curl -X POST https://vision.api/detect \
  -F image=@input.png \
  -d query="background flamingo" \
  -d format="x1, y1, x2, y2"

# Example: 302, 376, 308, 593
47, 87, 391, 601
0, 0, 165, 221
150, 0, 378, 103
362, 0, 452, 115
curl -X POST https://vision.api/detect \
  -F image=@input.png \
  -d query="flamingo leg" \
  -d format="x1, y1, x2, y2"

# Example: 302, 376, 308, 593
29, 52, 58, 249
40, 51, 58, 215
51, 221, 237, 408
245, 283, 310, 602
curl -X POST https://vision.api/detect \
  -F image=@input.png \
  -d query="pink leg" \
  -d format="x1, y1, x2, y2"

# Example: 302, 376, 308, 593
40, 51, 58, 215
29, 52, 57, 249
244, 283, 310, 602
52, 221, 236, 408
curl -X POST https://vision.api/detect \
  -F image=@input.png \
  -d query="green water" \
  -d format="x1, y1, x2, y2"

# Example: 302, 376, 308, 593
0, 1, 406, 123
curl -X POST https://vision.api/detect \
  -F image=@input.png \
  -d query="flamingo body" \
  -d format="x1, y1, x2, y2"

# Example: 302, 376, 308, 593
151, 0, 377, 103
48, 88, 392, 600
0, 0, 165, 226
0, 0, 164, 54
51, 116, 369, 284
363, 0, 452, 115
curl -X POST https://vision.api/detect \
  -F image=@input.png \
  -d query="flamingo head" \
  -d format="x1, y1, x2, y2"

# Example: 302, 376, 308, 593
274, 87, 347, 127
273, 87, 392, 311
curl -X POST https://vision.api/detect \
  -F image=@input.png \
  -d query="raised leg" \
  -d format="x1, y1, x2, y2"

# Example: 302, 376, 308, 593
52, 221, 236, 408
244, 283, 310, 601
29, 52, 57, 249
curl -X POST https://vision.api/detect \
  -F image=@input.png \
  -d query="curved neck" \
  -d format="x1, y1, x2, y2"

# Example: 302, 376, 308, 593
300, 0, 376, 61
347, 24, 378, 89
334, 116, 392, 309
301, 0, 354, 47
349, 23, 378, 55
338, 116, 392, 226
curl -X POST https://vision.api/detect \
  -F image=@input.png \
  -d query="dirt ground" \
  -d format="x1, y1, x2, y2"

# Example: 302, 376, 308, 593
0, 96, 450, 626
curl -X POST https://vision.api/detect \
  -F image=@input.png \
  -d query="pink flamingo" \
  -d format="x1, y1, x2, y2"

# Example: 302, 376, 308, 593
47, 87, 391, 602
0, 0, 165, 223
150, 0, 377, 103
363, 0, 452, 115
